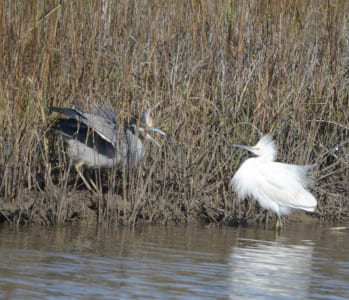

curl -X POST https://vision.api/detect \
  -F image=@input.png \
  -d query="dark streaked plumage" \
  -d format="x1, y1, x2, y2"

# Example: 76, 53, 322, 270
50, 101, 165, 191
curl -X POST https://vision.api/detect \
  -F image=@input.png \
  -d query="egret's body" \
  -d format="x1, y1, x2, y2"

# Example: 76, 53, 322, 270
50, 101, 165, 192
230, 135, 317, 229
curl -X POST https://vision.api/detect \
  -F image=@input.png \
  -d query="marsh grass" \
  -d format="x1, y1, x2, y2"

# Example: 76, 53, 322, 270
0, 0, 348, 225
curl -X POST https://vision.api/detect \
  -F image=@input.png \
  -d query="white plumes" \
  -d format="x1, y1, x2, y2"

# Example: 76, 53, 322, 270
230, 134, 317, 225
253, 134, 277, 161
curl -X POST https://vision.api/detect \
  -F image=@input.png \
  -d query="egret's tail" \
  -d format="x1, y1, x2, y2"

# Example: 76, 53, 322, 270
294, 189, 317, 212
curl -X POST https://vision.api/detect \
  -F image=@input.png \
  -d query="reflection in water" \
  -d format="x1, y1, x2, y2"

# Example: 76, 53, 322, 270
229, 237, 314, 299
0, 225, 237, 299
0, 224, 348, 299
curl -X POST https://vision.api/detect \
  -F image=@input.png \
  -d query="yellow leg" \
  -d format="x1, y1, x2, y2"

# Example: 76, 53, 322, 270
75, 161, 96, 192
88, 176, 99, 192
275, 216, 283, 231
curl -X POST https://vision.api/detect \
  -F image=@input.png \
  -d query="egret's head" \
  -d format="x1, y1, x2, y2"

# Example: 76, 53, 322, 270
136, 108, 166, 146
233, 134, 277, 161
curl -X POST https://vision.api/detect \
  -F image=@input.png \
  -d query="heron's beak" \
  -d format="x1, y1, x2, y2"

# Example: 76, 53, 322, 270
145, 127, 166, 147
233, 144, 254, 152
147, 127, 166, 136
145, 134, 161, 147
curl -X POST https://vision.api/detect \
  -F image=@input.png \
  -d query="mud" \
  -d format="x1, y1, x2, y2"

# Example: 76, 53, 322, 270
0, 190, 324, 227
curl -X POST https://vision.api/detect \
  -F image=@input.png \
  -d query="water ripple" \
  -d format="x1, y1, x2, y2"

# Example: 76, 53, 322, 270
0, 224, 348, 299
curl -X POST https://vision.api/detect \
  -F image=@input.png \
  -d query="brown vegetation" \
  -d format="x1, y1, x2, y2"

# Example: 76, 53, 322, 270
0, 1, 348, 225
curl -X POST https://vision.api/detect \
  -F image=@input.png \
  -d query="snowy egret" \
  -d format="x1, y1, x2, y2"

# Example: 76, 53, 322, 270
229, 134, 317, 229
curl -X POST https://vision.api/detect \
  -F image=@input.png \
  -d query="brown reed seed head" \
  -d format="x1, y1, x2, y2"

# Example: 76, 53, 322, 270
0, 1, 347, 225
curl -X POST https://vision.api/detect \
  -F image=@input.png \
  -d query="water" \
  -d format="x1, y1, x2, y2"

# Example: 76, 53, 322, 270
0, 223, 348, 299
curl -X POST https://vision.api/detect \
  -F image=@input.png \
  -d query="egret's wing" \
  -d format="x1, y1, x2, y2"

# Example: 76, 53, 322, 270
257, 162, 317, 211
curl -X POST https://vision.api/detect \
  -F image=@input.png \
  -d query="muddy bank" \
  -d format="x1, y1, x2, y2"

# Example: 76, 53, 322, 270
0, 1, 348, 226
0, 189, 334, 227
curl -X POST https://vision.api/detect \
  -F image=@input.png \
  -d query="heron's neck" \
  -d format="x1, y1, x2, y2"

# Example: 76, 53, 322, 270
125, 128, 143, 165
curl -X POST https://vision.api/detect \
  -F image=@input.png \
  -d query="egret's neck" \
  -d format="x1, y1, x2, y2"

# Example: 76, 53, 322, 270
257, 153, 275, 162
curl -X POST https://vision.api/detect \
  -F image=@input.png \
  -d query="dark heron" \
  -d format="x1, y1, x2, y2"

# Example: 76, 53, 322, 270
50, 101, 166, 191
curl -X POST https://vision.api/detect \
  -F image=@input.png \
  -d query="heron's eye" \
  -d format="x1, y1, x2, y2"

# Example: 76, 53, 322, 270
146, 116, 154, 128
253, 146, 260, 151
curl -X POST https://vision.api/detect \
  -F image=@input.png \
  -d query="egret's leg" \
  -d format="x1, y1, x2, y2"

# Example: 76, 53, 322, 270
275, 215, 283, 231
75, 161, 94, 192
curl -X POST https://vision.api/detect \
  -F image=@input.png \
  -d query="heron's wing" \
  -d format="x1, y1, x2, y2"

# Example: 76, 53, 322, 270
257, 162, 317, 211
52, 118, 116, 158
50, 103, 119, 146
49, 107, 85, 119
81, 102, 119, 145
50, 106, 92, 136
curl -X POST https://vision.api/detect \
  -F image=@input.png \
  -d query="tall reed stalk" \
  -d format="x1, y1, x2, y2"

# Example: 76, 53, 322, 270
0, 1, 348, 225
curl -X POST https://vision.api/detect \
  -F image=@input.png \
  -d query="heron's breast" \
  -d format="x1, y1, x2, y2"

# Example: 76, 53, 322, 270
66, 139, 117, 168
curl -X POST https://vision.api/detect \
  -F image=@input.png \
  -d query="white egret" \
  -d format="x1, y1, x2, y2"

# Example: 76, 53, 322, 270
229, 134, 317, 229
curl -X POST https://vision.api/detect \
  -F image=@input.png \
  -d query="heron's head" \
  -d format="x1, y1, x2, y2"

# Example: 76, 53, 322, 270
136, 109, 166, 146
233, 134, 277, 161
140, 109, 154, 128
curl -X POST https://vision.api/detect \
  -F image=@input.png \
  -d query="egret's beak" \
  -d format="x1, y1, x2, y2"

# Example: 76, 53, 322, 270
233, 144, 254, 152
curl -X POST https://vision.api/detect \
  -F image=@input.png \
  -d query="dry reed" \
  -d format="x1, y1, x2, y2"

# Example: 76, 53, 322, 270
0, 0, 348, 225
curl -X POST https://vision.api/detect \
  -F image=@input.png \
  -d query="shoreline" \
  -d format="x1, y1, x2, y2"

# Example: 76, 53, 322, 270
0, 2, 348, 225
0, 189, 344, 226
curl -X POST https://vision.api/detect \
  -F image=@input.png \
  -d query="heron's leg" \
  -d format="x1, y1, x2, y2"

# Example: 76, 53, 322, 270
275, 215, 283, 231
88, 176, 99, 193
75, 161, 94, 192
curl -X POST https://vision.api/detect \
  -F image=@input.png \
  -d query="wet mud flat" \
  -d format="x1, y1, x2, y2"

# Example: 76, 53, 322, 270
0, 189, 328, 227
